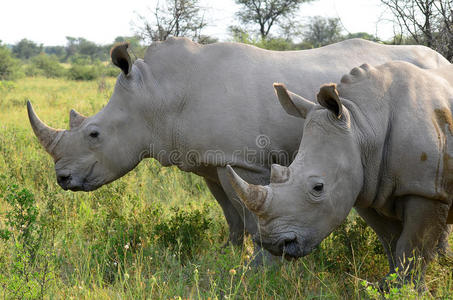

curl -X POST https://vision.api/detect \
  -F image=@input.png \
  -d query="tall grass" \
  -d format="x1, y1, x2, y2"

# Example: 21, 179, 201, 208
0, 77, 451, 298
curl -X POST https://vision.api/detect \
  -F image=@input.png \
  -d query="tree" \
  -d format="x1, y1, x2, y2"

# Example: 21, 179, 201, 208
12, 39, 42, 60
381, 0, 453, 61
303, 17, 343, 48
234, 0, 313, 39
134, 0, 207, 43
0, 42, 20, 80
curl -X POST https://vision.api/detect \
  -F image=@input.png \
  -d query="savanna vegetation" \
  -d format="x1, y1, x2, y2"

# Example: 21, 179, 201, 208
1, 0, 452, 298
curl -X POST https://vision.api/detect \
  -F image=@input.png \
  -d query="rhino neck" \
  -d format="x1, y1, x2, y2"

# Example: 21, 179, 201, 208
138, 64, 189, 168
342, 97, 393, 209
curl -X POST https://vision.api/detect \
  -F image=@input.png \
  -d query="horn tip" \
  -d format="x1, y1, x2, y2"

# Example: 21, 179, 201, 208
226, 165, 235, 179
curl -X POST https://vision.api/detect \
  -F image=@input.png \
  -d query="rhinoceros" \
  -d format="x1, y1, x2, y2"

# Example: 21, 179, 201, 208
27, 37, 450, 261
227, 61, 453, 281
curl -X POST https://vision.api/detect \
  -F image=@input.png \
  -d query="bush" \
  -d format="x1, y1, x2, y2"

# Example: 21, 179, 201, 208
99, 64, 120, 77
322, 212, 385, 276
0, 45, 21, 80
153, 206, 212, 260
67, 64, 99, 80
28, 54, 66, 78
0, 185, 58, 299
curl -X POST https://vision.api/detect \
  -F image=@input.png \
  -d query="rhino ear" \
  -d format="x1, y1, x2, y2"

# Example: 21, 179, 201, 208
69, 109, 87, 129
273, 83, 315, 119
317, 84, 343, 119
110, 42, 132, 76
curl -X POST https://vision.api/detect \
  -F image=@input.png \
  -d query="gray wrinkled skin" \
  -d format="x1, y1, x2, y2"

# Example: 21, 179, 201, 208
229, 62, 453, 280
28, 37, 450, 262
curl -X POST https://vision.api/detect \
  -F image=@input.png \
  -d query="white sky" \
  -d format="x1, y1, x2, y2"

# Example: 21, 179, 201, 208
0, 0, 396, 46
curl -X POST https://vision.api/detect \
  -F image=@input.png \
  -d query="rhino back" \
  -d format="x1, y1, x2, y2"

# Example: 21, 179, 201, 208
142, 38, 449, 171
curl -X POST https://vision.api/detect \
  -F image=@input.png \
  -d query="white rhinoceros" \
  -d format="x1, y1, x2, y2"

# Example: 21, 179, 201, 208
227, 61, 453, 282
27, 37, 450, 261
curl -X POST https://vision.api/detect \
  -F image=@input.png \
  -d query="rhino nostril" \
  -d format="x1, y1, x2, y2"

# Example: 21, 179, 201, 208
58, 174, 71, 185
282, 238, 299, 255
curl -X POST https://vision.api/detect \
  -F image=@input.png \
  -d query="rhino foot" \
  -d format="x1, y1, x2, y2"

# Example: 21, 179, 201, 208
436, 224, 452, 258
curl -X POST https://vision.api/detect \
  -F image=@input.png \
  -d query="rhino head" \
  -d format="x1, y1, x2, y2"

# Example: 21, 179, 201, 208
227, 83, 364, 259
28, 43, 161, 191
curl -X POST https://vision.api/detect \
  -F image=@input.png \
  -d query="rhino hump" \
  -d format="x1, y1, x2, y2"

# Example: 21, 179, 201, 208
340, 63, 375, 84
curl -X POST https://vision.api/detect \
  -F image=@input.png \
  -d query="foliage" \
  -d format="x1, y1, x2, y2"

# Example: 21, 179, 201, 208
27, 54, 66, 78
381, 0, 453, 61
134, 0, 207, 43
0, 185, 58, 299
303, 16, 343, 48
0, 43, 21, 80
153, 205, 212, 259
235, 0, 313, 39
64, 36, 110, 62
67, 64, 99, 81
12, 39, 43, 60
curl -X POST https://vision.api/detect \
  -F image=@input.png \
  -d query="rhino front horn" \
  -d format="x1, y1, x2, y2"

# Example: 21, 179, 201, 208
27, 101, 64, 157
69, 109, 87, 129
226, 165, 270, 215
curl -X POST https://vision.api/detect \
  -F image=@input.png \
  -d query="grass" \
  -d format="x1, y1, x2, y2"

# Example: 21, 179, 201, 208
0, 77, 452, 299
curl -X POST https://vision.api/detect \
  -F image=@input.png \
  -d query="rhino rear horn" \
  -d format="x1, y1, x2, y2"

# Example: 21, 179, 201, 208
69, 109, 87, 129
270, 164, 290, 183
226, 165, 270, 215
27, 101, 64, 157
111, 42, 132, 76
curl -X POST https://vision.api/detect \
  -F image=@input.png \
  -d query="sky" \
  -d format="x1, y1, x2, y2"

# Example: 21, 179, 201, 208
0, 0, 396, 46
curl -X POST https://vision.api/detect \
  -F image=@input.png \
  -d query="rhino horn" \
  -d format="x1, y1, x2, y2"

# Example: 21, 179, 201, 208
226, 165, 270, 215
27, 101, 64, 157
69, 109, 87, 129
270, 164, 290, 183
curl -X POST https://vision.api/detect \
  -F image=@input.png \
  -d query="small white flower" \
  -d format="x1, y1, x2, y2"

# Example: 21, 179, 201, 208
124, 244, 129, 250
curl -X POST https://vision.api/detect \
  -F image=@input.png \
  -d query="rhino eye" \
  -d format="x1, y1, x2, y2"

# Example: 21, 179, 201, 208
89, 131, 99, 138
313, 183, 324, 193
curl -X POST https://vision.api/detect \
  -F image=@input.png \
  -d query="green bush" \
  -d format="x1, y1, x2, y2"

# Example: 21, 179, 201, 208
153, 206, 212, 260
28, 54, 66, 78
0, 45, 21, 80
67, 64, 99, 80
99, 64, 120, 77
0, 185, 57, 299
322, 212, 385, 276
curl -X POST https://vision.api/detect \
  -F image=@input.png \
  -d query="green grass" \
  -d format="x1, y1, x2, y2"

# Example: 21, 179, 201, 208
0, 77, 452, 299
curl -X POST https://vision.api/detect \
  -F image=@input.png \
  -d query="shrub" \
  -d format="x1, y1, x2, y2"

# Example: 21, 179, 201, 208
0, 185, 58, 299
28, 54, 66, 78
99, 64, 120, 77
0, 45, 21, 80
67, 64, 99, 81
153, 206, 212, 260
322, 212, 386, 276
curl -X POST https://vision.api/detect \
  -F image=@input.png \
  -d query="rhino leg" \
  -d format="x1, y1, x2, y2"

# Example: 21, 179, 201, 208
217, 166, 279, 265
393, 196, 450, 287
205, 178, 245, 246
436, 224, 452, 258
355, 207, 403, 273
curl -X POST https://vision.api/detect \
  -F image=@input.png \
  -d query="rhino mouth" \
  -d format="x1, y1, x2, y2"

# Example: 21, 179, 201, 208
60, 161, 100, 192
78, 161, 100, 191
